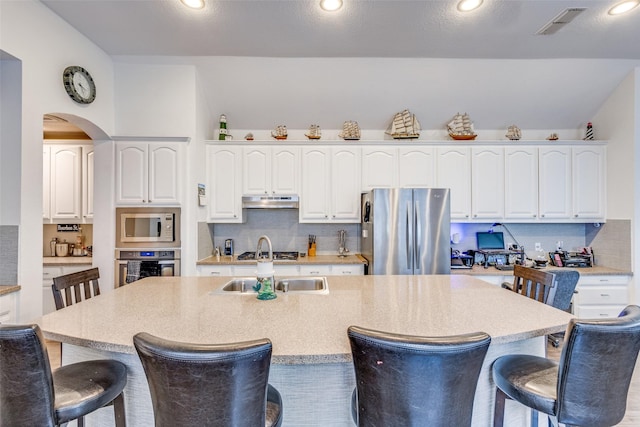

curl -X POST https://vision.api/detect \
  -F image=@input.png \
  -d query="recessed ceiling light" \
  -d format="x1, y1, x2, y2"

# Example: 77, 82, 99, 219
320, 0, 343, 12
457, 0, 483, 12
608, 0, 639, 15
180, 0, 205, 10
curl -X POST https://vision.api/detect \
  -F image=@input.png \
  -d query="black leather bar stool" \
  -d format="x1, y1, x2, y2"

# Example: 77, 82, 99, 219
0, 324, 127, 426
493, 305, 640, 427
348, 325, 491, 427
133, 332, 283, 427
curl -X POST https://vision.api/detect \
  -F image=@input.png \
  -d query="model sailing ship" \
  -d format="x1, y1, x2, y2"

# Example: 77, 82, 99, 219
447, 112, 477, 140
386, 109, 421, 139
505, 125, 521, 140
305, 124, 321, 140
338, 121, 361, 140
271, 125, 288, 140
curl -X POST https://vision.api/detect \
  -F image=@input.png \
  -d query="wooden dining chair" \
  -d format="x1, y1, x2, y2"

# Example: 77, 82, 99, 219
52, 267, 101, 310
505, 265, 556, 303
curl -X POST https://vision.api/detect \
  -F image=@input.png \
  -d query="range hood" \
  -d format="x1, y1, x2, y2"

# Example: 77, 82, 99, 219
242, 195, 299, 209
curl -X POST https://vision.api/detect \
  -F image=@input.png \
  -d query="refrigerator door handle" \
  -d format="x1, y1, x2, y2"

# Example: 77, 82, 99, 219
406, 200, 412, 270
414, 200, 420, 268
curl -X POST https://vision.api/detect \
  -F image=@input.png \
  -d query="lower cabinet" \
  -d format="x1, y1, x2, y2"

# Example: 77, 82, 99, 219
0, 292, 17, 324
573, 275, 630, 318
42, 265, 92, 315
197, 264, 364, 277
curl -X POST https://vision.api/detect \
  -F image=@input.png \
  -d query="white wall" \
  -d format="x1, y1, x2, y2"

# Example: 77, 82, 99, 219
0, 55, 21, 225
0, 0, 115, 322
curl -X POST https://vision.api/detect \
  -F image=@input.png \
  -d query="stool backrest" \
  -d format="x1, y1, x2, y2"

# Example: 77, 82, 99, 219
52, 267, 101, 310
545, 269, 579, 311
510, 265, 556, 303
133, 332, 273, 427
0, 324, 56, 426
348, 325, 491, 427
557, 305, 640, 426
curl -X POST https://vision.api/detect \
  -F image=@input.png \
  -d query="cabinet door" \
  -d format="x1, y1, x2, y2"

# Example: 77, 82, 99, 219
43, 146, 50, 220
50, 145, 82, 219
82, 146, 94, 220
207, 146, 242, 222
504, 146, 538, 220
539, 147, 571, 219
331, 147, 361, 222
115, 142, 148, 204
436, 146, 471, 220
148, 143, 181, 205
572, 146, 606, 220
243, 147, 270, 195
471, 147, 504, 219
361, 147, 396, 190
271, 146, 299, 195
300, 147, 330, 222
398, 147, 436, 188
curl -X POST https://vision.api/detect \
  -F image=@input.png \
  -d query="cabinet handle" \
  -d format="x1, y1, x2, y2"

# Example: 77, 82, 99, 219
342, 271, 352, 274
210, 272, 220, 276
264, 191, 268, 194
310, 271, 320, 275
600, 294, 610, 297
574, 214, 579, 218
465, 214, 469, 218
233, 214, 237, 218
325, 215, 328, 218
541, 214, 545, 218
533, 214, 537, 218
473, 214, 477, 218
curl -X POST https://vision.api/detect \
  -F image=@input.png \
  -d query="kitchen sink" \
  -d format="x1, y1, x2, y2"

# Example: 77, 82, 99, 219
215, 277, 328, 294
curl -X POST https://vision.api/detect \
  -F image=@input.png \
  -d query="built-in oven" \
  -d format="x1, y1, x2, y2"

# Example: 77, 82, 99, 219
115, 249, 180, 287
115, 207, 181, 248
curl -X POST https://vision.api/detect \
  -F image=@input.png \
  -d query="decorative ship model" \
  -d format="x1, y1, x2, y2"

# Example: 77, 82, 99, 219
447, 112, 477, 140
386, 109, 421, 139
305, 124, 321, 140
271, 125, 288, 140
338, 121, 361, 140
505, 125, 522, 140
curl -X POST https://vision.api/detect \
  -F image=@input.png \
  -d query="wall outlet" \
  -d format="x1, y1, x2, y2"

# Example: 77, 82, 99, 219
534, 242, 542, 251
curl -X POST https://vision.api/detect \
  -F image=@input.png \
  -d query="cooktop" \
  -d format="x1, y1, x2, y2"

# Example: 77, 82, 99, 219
237, 251, 299, 261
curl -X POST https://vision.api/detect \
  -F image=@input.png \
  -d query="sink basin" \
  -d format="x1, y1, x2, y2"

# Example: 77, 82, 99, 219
216, 277, 328, 294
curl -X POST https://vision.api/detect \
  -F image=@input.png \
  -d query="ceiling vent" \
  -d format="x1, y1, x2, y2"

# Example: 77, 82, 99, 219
536, 8, 587, 35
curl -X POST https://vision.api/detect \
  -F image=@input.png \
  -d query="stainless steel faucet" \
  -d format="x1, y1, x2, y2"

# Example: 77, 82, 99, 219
255, 235, 273, 261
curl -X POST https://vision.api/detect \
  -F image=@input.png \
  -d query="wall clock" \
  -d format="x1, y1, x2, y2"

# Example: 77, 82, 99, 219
62, 66, 96, 104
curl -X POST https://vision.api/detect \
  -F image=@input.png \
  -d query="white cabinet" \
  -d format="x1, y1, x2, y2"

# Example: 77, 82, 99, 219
538, 147, 572, 220
361, 147, 396, 190
573, 275, 630, 318
197, 263, 364, 277
42, 264, 91, 315
471, 147, 504, 220
115, 141, 183, 205
436, 146, 471, 220
572, 146, 606, 220
206, 145, 242, 222
0, 291, 17, 324
43, 144, 94, 222
243, 146, 299, 195
300, 146, 361, 223
398, 146, 436, 188
504, 146, 538, 220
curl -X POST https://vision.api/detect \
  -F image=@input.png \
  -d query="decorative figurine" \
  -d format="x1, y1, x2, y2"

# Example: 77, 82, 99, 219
271, 125, 288, 140
218, 114, 227, 141
305, 124, 321, 140
338, 121, 361, 140
447, 112, 477, 140
584, 122, 594, 140
505, 125, 522, 140
386, 109, 421, 139
547, 133, 559, 141
244, 132, 254, 141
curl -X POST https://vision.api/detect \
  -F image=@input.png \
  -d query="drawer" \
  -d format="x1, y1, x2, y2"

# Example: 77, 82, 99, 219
43, 266, 63, 281
575, 286, 628, 305
274, 265, 300, 276
574, 305, 628, 319
197, 266, 233, 277
329, 265, 364, 276
578, 275, 630, 286
299, 265, 331, 276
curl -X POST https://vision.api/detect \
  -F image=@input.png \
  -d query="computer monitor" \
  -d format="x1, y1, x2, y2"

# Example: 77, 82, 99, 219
476, 231, 505, 251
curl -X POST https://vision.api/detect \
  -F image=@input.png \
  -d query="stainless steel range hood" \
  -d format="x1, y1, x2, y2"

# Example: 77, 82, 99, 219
242, 195, 299, 209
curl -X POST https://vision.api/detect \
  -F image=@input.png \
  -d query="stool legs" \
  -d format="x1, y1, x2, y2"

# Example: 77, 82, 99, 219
113, 393, 126, 427
493, 388, 507, 427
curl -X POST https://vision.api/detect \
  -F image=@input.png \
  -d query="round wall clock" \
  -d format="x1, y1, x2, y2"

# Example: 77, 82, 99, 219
62, 66, 96, 104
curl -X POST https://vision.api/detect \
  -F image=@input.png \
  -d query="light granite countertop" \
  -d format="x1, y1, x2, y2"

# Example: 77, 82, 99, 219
197, 253, 367, 266
39, 274, 573, 364
0, 285, 20, 296
43, 256, 93, 266
451, 264, 632, 276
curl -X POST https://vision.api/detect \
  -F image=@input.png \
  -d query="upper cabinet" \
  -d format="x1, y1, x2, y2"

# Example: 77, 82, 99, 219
572, 145, 606, 220
300, 146, 361, 223
504, 146, 538, 220
361, 146, 436, 190
206, 145, 242, 222
471, 146, 504, 220
243, 146, 299, 196
436, 146, 471, 220
115, 141, 184, 205
43, 144, 93, 223
539, 146, 572, 219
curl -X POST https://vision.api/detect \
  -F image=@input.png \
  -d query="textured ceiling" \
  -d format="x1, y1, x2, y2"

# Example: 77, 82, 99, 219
41, 0, 640, 59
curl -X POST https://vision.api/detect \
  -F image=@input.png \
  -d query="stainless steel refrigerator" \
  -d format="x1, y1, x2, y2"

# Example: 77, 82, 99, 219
361, 188, 451, 275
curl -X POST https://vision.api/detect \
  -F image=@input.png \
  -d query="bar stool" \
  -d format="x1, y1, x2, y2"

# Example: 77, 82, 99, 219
52, 267, 101, 310
133, 332, 283, 427
348, 325, 491, 426
0, 324, 127, 426
492, 305, 640, 427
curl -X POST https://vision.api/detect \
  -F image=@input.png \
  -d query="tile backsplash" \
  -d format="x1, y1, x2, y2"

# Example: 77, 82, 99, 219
0, 226, 19, 284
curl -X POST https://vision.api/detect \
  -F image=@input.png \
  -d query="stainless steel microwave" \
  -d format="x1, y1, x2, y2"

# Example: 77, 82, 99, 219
115, 208, 181, 248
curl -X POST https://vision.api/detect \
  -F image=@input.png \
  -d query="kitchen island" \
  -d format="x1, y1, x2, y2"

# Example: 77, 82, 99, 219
39, 275, 573, 426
